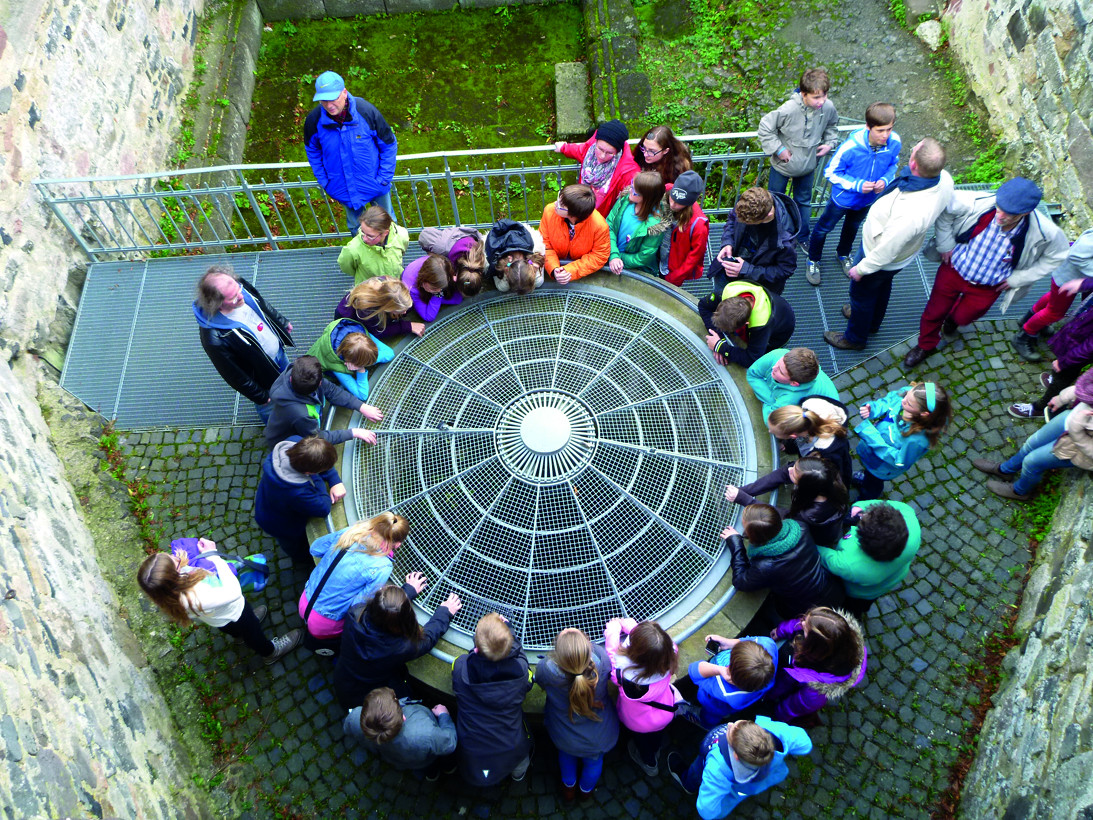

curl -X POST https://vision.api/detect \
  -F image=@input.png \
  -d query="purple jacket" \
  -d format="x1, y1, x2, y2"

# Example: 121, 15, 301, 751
401, 256, 463, 322
1048, 282, 1093, 369
765, 614, 868, 721
334, 288, 416, 339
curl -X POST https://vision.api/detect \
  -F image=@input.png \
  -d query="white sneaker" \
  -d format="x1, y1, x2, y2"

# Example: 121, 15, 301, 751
805, 261, 822, 286
628, 738, 659, 776
264, 629, 302, 664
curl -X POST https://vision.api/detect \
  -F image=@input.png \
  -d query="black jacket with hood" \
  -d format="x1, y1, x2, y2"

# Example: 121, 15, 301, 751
263, 364, 359, 447
705, 191, 801, 295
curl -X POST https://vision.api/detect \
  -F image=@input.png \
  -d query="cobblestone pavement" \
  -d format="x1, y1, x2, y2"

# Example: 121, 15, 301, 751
119, 322, 1045, 819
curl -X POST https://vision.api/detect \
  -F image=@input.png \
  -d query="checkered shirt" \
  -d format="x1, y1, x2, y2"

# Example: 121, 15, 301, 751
951, 216, 1025, 286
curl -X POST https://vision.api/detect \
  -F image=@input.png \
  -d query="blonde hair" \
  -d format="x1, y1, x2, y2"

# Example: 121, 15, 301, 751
137, 552, 210, 626
335, 512, 409, 555
498, 251, 544, 295
455, 240, 487, 294
347, 277, 412, 332
552, 629, 603, 722
768, 404, 846, 440
337, 332, 379, 369
474, 613, 513, 661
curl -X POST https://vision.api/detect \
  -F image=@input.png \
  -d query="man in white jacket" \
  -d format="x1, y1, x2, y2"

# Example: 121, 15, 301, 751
903, 176, 1069, 368
824, 138, 953, 351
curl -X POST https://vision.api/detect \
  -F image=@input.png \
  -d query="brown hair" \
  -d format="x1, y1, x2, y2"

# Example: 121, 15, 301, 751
286, 436, 337, 474
346, 277, 412, 332
617, 620, 677, 678
195, 264, 238, 317
289, 355, 324, 394
559, 184, 597, 222
865, 102, 896, 128
741, 503, 783, 546
360, 206, 393, 233
629, 171, 666, 221
504, 258, 542, 295
768, 404, 847, 441
359, 687, 404, 744
731, 721, 775, 766
729, 641, 776, 692
475, 613, 513, 661
364, 584, 424, 643
902, 382, 952, 446
455, 268, 484, 298
734, 187, 774, 224
137, 552, 210, 626
337, 332, 379, 369
792, 606, 859, 676
712, 296, 753, 334
552, 628, 603, 722
335, 512, 409, 555
632, 125, 692, 185
914, 138, 947, 178
783, 348, 820, 384
799, 67, 831, 95
417, 254, 453, 292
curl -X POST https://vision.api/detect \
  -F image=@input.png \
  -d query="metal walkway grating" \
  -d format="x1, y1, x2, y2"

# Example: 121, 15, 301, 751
63, 213, 1045, 431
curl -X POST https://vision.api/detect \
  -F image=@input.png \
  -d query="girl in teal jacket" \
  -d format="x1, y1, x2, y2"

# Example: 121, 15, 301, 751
606, 171, 668, 275
854, 382, 951, 499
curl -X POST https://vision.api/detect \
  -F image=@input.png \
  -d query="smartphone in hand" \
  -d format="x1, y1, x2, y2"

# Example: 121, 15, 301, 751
705, 638, 721, 655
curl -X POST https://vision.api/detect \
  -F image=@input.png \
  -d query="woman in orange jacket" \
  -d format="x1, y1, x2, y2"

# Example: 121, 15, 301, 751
541, 184, 612, 284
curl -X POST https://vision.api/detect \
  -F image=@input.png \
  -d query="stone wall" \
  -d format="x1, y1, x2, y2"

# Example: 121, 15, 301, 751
256, 0, 555, 21
0, 359, 213, 819
960, 474, 1093, 819
0, 0, 205, 364
946, 0, 1093, 230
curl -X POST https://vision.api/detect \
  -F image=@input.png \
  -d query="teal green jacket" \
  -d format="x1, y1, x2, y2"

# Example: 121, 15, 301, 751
745, 348, 839, 423
817, 499, 921, 599
605, 197, 665, 274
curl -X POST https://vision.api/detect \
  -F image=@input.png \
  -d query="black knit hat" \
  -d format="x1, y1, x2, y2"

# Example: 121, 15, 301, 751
595, 120, 628, 152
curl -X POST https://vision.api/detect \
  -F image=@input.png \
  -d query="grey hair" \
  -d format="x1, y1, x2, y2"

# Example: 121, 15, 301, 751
195, 264, 238, 317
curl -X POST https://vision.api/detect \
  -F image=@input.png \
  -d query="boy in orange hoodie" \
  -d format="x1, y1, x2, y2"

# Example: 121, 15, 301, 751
542, 184, 612, 284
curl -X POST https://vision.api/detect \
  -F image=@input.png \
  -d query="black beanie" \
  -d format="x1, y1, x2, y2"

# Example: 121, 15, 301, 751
595, 119, 628, 152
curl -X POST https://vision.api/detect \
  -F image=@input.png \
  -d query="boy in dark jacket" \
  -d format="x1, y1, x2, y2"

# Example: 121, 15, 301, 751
706, 187, 801, 295
699, 279, 795, 368
452, 613, 534, 786
344, 687, 457, 779
254, 435, 344, 567
264, 355, 380, 448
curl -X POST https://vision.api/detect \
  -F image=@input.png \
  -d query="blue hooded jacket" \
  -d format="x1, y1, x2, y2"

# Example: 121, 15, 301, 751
823, 126, 901, 210
304, 93, 397, 209
254, 436, 340, 541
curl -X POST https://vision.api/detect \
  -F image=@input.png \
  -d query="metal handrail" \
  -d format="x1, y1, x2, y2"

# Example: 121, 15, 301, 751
34, 127, 859, 261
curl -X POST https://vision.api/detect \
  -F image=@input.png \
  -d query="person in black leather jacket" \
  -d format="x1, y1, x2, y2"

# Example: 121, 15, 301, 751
193, 265, 294, 421
723, 503, 844, 621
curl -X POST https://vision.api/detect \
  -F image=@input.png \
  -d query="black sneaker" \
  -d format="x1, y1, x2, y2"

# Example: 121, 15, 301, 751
666, 752, 696, 794
264, 629, 302, 665
1039, 372, 1053, 389
1007, 403, 1037, 420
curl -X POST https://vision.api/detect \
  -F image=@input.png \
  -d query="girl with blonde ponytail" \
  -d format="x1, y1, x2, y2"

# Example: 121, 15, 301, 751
768, 395, 852, 487
534, 628, 619, 800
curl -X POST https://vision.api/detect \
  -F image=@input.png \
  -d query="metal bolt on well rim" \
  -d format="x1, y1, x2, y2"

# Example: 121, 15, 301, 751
344, 286, 758, 652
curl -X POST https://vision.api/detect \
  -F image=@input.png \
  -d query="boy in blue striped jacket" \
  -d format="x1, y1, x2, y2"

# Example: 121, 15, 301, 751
805, 103, 901, 286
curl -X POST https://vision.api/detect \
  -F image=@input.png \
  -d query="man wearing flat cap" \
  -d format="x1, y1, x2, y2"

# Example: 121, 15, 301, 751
903, 176, 1069, 368
304, 70, 398, 234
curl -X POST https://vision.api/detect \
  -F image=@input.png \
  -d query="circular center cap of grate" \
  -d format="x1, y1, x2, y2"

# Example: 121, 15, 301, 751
497, 390, 596, 482
346, 287, 758, 652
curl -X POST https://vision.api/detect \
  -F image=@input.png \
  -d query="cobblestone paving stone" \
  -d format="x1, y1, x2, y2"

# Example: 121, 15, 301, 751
120, 322, 1046, 819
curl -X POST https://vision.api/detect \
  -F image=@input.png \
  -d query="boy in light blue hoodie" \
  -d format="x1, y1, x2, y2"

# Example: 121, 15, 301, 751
806, 103, 901, 286
667, 717, 813, 819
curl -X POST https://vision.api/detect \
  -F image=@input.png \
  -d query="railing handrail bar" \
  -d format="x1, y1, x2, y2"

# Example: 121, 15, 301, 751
33, 125, 860, 186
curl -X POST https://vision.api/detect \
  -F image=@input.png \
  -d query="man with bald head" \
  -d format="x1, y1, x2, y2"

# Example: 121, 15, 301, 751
193, 264, 294, 421
824, 138, 954, 352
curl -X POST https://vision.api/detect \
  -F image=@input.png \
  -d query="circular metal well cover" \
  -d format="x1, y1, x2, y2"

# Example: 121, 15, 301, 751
345, 286, 757, 652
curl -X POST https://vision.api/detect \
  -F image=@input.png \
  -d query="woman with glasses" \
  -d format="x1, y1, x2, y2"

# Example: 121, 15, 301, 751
633, 125, 692, 186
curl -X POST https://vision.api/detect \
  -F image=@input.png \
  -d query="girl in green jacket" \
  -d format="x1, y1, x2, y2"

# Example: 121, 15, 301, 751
338, 206, 410, 286
606, 172, 667, 276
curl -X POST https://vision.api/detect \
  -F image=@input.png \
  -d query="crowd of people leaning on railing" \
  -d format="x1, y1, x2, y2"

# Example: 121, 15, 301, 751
136, 67, 1093, 817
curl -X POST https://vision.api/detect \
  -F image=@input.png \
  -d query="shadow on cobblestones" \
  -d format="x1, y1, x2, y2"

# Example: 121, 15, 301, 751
120, 322, 1044, 819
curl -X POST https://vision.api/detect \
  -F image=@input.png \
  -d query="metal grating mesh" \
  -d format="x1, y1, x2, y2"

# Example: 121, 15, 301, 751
346, 286, 757, 651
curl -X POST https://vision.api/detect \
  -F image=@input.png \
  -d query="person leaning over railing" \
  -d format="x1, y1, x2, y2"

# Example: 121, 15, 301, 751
605, 171, 668, 277
554, 119, 640, 217
541, 184, 611, 285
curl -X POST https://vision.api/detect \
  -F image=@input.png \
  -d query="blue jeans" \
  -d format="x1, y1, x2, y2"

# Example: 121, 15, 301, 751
1001, 409, 1074, 495
682, 724, 730, 792
808, 200, 868, 262
558, 750, 605, 792
768, 166, 815, 240
342, 189, 394, 234
845, 268, 900, 344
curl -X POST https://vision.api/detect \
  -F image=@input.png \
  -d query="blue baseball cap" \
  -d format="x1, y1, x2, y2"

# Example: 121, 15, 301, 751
995, 177, 1042, 214
313, 71, 345, 102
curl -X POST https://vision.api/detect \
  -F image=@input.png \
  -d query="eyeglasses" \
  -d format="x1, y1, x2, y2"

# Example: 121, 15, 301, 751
640, 144, 667, 157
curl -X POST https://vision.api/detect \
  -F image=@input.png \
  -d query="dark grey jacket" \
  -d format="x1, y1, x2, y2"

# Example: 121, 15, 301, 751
344, 700, 456, 772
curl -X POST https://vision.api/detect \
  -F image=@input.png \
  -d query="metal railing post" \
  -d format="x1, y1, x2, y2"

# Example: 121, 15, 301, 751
443, 155, 460, 226
236, 169, 279, 250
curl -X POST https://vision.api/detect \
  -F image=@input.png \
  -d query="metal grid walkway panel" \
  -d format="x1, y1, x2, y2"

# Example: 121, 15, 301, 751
345, 288, 755, 651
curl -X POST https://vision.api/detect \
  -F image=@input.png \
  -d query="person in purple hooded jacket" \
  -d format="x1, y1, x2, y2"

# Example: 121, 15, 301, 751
763, 606, 867, 723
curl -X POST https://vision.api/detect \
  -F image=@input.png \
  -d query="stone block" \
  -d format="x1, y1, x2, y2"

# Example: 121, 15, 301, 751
615, 71, 651, 120
325, 0, 386, 13
554, 63, 592, 141
256, 0, 326, 21
385, 0, 458, 12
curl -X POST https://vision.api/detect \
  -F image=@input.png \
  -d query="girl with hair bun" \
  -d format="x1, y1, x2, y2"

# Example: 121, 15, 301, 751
535, 628, 620, 800
767, 395, 852, 487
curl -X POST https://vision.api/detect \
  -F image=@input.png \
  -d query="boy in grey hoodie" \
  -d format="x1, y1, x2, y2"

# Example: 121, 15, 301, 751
263, 355, 379, 448
758, 68, 840, 243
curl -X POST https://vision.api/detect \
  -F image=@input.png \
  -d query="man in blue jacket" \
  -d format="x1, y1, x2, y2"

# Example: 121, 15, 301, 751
304, 71, 398, 234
